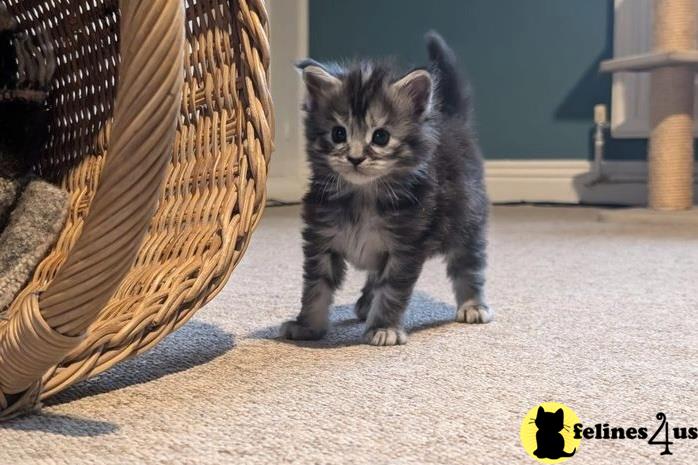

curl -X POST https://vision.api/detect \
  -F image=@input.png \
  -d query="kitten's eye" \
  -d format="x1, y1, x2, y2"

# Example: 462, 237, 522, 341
331, 126, 347, 144
371, 128, 390, 146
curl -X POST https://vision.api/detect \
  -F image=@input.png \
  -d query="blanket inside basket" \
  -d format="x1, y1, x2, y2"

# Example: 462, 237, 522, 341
0, 178, 68, 313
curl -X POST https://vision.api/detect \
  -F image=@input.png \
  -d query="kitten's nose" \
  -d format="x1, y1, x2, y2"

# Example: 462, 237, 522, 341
347, 155, 366, 167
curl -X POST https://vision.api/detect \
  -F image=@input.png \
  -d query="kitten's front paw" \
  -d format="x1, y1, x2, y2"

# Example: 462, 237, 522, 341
363, 327, 407, 346
456, 303, 494, 324
279, 320, 327, 340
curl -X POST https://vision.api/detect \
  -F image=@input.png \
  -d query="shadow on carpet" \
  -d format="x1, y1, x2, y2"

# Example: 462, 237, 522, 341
251, 291, 457, 348
47, 321, 236, 407
0, 412, 118, 437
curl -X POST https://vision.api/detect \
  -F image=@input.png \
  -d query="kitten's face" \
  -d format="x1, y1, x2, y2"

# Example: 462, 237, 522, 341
300, 62, 437, 186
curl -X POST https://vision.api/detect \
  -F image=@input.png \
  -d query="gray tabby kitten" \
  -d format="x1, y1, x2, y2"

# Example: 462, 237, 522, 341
280, 32, 492, 346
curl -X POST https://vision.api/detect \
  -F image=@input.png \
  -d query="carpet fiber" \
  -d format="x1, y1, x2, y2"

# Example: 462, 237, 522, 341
1, 205, 697, 464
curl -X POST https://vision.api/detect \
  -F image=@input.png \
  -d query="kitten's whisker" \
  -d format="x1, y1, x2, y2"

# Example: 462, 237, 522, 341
382, 179, 398, 209
377, 179, 388, 205
318, 175, 333, 202
402, 187, 420, 206
381, 181, 390, 206
334, 173, 342, 196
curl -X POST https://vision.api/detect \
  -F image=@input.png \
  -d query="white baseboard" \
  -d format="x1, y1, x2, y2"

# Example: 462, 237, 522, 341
486, 160, 590, 204
486, 159, 698, 206
267, 160, 698, 206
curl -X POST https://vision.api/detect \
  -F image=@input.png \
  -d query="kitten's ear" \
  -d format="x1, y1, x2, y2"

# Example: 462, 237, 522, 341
392, 69, 433, 116
537, 406, 545, 417
297, 59, 341, 107
555, 409, 564, 420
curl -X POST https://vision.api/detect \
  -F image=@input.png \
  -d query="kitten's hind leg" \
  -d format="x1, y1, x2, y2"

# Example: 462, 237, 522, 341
448, 245, 493, 324
354, 272, 377, 321
280, 249, 346, 340
364, 255, 423, 346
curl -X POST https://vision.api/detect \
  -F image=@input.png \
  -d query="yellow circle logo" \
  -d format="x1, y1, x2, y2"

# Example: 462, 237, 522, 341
520, 402, 582, 463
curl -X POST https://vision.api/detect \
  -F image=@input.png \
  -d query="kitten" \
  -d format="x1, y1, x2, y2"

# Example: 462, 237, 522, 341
280, 32, 492, 346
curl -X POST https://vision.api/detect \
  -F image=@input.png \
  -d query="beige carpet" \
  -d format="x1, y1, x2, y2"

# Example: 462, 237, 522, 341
1, 205, 697, 465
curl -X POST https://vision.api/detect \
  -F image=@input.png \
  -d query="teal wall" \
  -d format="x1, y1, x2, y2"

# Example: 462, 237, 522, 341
309, 0, 648, 160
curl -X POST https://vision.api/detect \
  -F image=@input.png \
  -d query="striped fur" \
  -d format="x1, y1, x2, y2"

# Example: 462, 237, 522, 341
281, 32, 492, 346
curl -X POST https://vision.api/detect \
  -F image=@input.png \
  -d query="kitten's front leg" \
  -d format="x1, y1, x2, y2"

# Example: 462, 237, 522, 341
364, 254, 424, 346
280, 246, 346, 341
448, 245, 493, 324
354, 272, 377, 321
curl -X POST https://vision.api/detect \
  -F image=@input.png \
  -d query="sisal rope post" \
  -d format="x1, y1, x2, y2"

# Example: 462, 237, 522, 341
648, 0, 696, 210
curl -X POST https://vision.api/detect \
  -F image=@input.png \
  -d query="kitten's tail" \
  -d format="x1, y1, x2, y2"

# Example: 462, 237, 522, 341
425, 31, 471, 119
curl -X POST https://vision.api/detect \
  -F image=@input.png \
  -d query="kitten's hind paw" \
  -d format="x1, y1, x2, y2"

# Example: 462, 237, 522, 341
364, 327, 407, 346
279, 320, 327, 341
456, 303, 494, 324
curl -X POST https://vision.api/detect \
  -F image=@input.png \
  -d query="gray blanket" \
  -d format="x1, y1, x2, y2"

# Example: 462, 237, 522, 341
0, 178, 68, 312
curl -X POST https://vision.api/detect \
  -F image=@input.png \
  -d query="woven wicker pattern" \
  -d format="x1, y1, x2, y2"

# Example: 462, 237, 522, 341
0, 0, 272, 419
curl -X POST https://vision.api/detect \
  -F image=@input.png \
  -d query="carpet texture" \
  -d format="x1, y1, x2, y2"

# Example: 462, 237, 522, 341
1, 205, 696, 464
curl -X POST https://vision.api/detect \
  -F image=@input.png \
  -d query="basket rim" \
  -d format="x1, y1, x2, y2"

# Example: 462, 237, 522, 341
0, 0, 186, 417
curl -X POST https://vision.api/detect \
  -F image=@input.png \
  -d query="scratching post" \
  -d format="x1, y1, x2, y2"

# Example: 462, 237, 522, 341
649, 0, 695, 210
601, 0, 697, 212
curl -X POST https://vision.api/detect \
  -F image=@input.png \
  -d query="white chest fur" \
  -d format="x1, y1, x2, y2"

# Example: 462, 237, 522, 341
331, 210, 387, 271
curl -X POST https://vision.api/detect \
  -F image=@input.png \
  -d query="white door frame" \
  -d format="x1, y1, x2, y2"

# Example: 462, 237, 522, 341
267, 0, 309, 202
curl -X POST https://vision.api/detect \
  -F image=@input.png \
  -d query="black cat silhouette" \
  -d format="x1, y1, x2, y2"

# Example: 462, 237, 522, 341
533, 406, 576, 459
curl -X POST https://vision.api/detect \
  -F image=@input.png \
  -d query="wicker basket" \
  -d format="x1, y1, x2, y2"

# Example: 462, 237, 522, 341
0, 0, 273, 419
